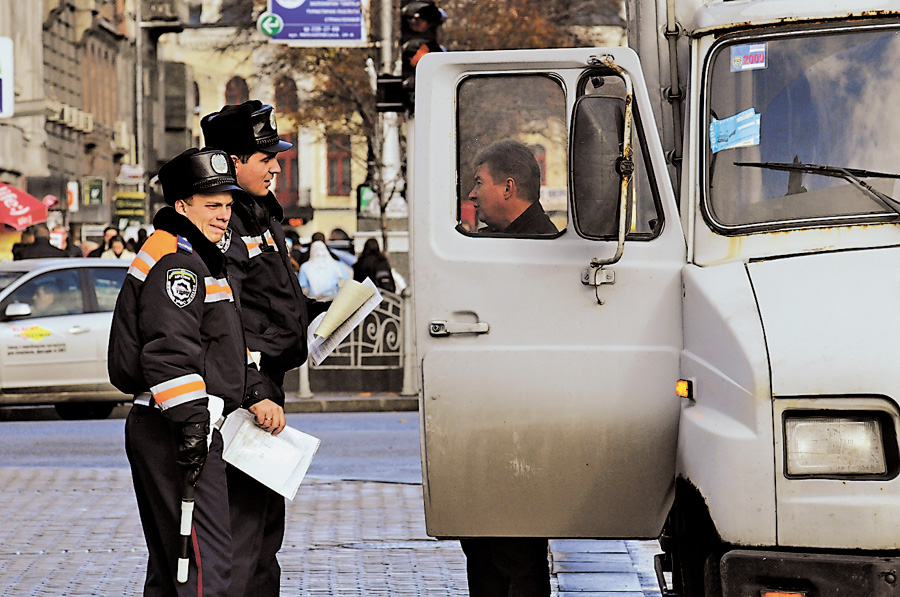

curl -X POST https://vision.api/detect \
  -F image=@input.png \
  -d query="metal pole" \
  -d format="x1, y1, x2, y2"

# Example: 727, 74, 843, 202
134, 2, 146, 224
298, 361, 314, 399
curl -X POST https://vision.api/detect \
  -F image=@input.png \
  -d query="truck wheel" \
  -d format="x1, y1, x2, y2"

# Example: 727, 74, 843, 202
55, 402, 115, 420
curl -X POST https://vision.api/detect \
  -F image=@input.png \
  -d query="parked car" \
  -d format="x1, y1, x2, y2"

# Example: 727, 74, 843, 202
0, 258, 129, 419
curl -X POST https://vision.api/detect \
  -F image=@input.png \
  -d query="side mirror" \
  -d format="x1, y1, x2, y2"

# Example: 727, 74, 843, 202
571, 57, 636, 269
5, 302, 32, 318
571, 94, 627, 239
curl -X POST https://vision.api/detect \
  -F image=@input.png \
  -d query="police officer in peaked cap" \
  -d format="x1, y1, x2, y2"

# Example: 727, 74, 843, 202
201, 101, 329, 597
108, 147, 245, 596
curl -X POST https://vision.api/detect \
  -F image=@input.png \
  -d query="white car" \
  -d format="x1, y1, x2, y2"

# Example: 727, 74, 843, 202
0, 258, 129, 419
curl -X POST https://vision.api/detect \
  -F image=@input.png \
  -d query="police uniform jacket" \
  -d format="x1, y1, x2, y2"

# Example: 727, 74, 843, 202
224, 190, 326, 408
108, 207, 245, 425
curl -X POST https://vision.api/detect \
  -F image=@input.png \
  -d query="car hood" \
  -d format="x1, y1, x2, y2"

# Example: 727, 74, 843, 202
748, 246, 900, 397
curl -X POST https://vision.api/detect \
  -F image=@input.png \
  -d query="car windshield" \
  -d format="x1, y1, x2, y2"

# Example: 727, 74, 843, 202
704, 23, 900, 232
0, 271, 27, 293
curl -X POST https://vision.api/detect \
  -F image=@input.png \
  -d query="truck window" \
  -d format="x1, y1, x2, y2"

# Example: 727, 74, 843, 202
572, 70, 663, 241
704, 25, 900, 233
456, 74, 567, 237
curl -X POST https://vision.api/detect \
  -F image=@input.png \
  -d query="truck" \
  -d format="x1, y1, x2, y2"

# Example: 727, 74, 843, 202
409, 1, 900, 595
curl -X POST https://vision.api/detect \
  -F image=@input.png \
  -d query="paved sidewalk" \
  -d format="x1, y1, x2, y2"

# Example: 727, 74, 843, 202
0, 465, 661, 596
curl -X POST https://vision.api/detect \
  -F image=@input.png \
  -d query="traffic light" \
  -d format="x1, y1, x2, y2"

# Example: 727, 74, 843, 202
400, 1, 445, 108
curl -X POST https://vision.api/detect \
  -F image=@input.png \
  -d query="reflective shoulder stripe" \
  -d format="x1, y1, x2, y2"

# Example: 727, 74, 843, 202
128, 231, 178, 282
151, 373, 206, 410
242, 235, 264, 258
264, 230, 279, 252
204, 276, 234, 303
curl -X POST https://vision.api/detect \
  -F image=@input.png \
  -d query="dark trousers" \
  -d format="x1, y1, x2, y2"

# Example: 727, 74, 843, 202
226, 465, 285, 597
126, 404, 232, 597
460, 538, 551, 597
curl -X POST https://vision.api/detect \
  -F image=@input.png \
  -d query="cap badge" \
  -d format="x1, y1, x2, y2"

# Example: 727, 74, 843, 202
269, 110, 277, 131
211, 153, 229, 174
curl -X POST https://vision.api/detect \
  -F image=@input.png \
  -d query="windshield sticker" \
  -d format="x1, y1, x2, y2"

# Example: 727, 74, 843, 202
731, 43, 767, 72
709, 108, 761, 154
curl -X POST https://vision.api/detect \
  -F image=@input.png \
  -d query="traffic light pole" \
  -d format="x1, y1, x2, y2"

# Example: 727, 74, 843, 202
380, 0, 407, 222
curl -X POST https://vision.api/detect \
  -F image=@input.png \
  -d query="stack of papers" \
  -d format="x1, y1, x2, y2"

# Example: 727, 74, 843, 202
220, 409, 321, 500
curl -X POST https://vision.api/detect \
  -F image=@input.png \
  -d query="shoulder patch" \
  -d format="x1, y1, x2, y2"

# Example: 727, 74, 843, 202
177, 235, 193, 253
166, 268, 198, 308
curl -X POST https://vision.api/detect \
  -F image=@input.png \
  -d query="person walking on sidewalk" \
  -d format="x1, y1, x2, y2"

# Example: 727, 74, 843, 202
108, 148, 245, 596
201, 100, 329, 596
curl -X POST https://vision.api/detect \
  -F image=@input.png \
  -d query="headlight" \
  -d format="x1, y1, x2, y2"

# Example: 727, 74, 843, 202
784, 416, 886, 476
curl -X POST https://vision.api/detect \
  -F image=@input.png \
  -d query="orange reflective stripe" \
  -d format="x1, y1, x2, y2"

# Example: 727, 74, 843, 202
140, 231, 178, 262
154, 380, 206, 404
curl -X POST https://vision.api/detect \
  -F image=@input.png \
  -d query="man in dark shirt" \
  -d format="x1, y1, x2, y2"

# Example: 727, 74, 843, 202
460, 139, 557, 597
467, 139, 558, 236
16, 224, 68, 259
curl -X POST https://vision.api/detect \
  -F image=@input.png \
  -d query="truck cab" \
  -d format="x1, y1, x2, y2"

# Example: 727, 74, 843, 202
412, 2, 900, 595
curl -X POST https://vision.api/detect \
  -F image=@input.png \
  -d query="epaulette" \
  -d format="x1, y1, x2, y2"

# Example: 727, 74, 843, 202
177, 235, 194, 253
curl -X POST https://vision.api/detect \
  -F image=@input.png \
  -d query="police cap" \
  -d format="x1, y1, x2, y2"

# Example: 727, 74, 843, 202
158, 148, 241, 206
200, 100, 293, 157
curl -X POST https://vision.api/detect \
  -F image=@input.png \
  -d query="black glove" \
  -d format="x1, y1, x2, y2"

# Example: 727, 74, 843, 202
176, 420, 209, 486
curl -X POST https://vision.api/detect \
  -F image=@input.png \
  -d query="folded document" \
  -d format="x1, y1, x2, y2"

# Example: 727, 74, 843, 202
220, 409, 321, 500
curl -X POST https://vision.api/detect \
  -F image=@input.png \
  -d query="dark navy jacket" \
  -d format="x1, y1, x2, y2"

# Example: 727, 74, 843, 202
108, 208, 245, 424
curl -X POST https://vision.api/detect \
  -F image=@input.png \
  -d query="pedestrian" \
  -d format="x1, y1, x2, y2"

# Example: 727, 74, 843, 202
201, 99, 329, 596
298, 239, 352, 299
107, 148, 245, 597
11, 229, 35, 260
101, 235, 136, 260
52, 225, 84, 257
88, 225, 119, 257
353, 238, 396, 293
16, 224, 68, 259
459, 140, 559, 597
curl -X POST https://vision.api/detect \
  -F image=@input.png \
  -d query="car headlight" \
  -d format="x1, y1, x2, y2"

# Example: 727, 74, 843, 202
784, 416, 886, 476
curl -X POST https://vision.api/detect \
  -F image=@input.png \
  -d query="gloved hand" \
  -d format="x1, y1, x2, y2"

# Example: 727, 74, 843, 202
176, 420, 209, 486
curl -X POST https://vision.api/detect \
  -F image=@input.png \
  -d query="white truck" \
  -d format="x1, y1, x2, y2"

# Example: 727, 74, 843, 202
410, 1, 900, 595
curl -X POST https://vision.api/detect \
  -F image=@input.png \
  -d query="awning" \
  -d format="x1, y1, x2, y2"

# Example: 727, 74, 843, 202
0, 183, 49, 231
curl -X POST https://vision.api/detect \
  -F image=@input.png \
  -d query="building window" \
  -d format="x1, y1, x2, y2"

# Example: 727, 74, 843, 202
274, 76, 298, 112
225, 76, 249, 105
276, 133, 299, 207
327, 135, 352, 196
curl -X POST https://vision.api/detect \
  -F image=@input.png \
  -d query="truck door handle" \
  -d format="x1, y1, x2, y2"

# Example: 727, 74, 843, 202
429, 319, 490, 337
68, 326, 89, 335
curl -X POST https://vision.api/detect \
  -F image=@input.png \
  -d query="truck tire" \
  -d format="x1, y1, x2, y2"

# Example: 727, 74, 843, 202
55, 402, 115, 420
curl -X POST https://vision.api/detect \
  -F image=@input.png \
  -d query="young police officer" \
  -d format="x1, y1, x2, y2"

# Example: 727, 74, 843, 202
201, 100, 327, 596
108, 148, 244, 596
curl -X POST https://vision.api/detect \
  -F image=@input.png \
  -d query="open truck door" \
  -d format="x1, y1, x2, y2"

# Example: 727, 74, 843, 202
411, 47, 687, 538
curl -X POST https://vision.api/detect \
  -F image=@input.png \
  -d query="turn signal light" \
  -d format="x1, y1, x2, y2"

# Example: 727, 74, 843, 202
675, 379, 693, 399
761, 591, 806, 597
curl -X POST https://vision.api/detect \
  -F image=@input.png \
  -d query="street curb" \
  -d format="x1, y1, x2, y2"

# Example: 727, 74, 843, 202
284, 394, 419, 413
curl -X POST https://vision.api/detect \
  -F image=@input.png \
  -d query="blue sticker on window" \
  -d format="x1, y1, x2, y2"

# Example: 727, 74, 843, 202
731, 43, 767, 72
709, 108, 761, 154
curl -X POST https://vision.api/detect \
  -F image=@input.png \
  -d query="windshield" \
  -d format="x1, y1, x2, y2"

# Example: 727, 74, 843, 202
0, 271, 27, 293
704, 23, 900, 232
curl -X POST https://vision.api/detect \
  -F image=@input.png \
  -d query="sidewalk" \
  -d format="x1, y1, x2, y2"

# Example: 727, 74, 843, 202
0, 465, 661, 596
282, 391, 419, 414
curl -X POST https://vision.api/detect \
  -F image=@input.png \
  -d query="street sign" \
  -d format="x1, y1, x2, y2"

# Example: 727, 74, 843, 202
0, 37, 13, 118
265, 0, 369, 47
257, 12, 285, 37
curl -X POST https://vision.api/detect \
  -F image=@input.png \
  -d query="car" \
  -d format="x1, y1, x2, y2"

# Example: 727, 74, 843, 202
0, 258, 129, 419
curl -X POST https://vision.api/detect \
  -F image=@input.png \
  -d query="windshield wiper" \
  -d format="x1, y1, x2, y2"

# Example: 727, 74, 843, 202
734, 160, 900, 215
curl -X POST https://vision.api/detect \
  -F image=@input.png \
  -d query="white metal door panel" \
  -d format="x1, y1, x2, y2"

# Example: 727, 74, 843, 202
413, 47, 686, 538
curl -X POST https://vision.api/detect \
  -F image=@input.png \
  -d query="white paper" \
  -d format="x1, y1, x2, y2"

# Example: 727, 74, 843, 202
307, 277, 383, 366
220, 409, 321, 500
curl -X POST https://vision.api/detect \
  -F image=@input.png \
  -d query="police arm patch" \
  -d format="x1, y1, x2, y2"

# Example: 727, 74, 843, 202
166, 268, 199, 308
